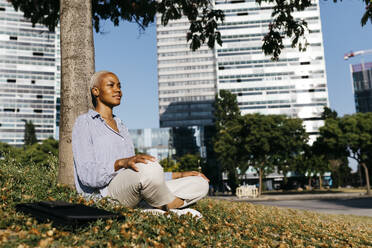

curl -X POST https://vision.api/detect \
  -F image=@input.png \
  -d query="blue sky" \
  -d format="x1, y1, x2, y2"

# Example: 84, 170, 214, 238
94, 0, 372, 129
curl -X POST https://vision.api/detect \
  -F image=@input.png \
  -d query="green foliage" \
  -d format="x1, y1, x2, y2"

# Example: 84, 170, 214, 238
21, 138, 59, 168
321, 107, 338, 120
296, 143, 330, 180
328, 157, 351, 188
240, 114, 307, 193
213, 97, 308, 194
319, 113, 372, 164
0, 138, 58, 168
159, 158, 179, 172
8, 0, 224, 52
0, 142, 20, 159
319, 112, 372, 194
24, 120, 37, 146
213, 90, 241, 131
260, 0, 311, 59
178, 154, 202, 172
213, 90, 242, 193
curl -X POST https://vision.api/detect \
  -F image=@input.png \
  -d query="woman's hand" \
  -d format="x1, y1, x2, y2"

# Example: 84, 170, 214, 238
173, 171, 209, 182
114, 154, 156, 172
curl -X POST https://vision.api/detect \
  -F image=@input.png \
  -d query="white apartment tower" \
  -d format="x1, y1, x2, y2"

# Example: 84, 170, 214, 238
156, 18, 217, 127
0, 0, 60, 145
216, 0, 328, 142
156, 0, 329, 141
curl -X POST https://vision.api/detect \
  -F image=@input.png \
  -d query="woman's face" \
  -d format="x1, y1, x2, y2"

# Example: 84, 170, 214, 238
94, 73, 122, 108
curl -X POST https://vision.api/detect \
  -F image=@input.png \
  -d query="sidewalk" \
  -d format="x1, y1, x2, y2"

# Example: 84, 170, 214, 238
210, 192, 372, 202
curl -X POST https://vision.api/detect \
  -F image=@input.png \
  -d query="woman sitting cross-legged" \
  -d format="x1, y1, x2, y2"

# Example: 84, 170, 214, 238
72, 70, 209, 215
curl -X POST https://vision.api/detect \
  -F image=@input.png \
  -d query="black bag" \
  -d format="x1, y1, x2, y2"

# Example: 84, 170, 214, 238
16, 201, 124, 228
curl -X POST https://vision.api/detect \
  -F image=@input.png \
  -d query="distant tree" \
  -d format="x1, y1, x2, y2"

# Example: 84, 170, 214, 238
318, 107, 351, 188
172, 127, 199, 159
275, 117, 308, 186
321, 107, 338, 120
178, 154, 202, 172
24, 120, 37, 146
296, 143, 330, 190
319, 113, 372, 195
240, 114, 288, 195
213, 90, 241, 130
213, 90, 242, 194
159, 158, 179, 172
328, 157, 351, 188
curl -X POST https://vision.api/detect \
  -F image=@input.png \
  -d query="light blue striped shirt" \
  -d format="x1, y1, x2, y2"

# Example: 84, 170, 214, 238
72, 109, 172, 198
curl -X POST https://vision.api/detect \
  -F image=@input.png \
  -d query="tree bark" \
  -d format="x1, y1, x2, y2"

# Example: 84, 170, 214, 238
58, 0, 95, 186
319, 174, 323, 190
360, 162, 371, 195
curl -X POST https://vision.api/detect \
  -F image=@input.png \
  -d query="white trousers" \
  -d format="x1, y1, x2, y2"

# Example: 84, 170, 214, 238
107, 161, 209, 208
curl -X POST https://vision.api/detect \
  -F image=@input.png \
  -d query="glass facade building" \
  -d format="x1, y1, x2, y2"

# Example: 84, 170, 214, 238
351, 62, 372, 113
156, 0, 329, 142
129, 128, 173, 160
0, 0, 60, 145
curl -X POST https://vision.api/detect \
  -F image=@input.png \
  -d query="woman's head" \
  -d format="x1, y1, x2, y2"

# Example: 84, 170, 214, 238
90, 71, 122, 108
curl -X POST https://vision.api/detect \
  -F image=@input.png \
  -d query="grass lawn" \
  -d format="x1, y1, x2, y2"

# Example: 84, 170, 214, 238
1, 157, 371, 247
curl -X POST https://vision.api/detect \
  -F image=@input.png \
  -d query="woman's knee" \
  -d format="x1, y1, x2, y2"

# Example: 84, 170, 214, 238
189, 176, 209, 198
198, 177, 209, 197
137, 161, 164, 187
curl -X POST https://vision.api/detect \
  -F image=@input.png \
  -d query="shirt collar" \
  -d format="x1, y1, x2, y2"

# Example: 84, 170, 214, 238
88, 109, 101, 119
88, 109, 117, 120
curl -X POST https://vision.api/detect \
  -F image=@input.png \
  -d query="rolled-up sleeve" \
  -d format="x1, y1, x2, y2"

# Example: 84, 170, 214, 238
164, 172, 173, 181
72, 117, 116, 188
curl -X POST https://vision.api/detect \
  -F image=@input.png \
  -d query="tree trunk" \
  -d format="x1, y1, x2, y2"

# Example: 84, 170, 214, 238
58, 0, 95, 186
308, 176, 312, 190
258, 167, 263, 196
319, 174, 323, 190
360, 162, 371, 195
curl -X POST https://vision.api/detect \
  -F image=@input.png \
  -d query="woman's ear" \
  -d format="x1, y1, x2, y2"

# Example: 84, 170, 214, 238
91, 87, 99, 97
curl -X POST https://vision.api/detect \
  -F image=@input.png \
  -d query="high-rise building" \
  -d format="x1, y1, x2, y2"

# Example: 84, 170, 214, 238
351, 62, 372, 113
0, 0, 60, 145
156, 0, 329, 143
215, 0, 328, 142
156, 18, 217, 128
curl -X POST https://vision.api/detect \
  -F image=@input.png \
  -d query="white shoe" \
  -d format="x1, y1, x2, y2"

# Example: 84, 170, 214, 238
141, 209, 166, 216
169, 208, 203, 219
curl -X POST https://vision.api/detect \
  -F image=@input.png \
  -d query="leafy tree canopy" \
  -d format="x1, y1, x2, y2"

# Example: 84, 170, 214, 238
159, 157, 179, 172
21, 137, 59, 167
178, 153, 202, 172
319, 113, 372, 194
321, 107, 338, 120
23, 120, 37, 146
214, 90, 241, 130
10, 0, 371, 59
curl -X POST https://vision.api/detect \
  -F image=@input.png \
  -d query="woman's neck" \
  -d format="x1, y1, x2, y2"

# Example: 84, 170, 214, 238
95, 104, 113, 120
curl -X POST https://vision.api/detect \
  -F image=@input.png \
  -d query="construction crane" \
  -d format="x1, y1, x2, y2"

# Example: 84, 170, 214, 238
344, 49, 372, 60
